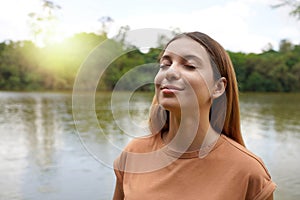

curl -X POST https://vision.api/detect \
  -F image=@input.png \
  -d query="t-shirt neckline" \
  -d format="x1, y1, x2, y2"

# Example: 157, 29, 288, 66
158, 133, 225, 159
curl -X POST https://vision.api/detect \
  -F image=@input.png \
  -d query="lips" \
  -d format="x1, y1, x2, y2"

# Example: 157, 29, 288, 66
161, 85, 182, 90
160, 85, 184, 94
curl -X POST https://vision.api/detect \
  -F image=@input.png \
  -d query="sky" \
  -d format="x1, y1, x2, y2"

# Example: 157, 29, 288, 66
0, 0, 300, 53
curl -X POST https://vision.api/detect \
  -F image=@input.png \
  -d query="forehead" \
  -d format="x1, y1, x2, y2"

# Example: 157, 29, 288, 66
164, 37, 210, 62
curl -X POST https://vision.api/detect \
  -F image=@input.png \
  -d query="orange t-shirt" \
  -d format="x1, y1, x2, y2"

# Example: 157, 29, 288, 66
114, 133, 276, 200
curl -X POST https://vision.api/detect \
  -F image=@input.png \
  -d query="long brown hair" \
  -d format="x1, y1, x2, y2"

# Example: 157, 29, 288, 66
149, 32, 245, 147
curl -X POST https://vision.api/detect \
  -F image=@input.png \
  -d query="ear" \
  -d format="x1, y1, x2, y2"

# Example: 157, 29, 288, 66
212, 77, 227, 99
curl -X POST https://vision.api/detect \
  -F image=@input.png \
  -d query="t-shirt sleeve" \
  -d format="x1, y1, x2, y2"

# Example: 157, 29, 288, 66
113, 155, 124, 183
113, 138, 139, 183
246, 158, 277, 200
252, 180, 276, 200
113, 154, 126, 200
113, 150, 128, 183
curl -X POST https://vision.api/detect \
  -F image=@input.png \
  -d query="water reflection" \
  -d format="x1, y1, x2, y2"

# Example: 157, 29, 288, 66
240, 93, 300, 134
240, 93, 300, 200
0, 93, 68, 199
0, 92, 299, 200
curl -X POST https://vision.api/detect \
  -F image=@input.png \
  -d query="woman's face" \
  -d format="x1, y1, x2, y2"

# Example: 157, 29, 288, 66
154, 36, 216, 113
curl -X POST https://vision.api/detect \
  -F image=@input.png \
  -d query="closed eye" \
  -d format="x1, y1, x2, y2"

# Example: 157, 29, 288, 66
159, 55, 172, 69
184, 65, 196, 70
159, 62, 171, 69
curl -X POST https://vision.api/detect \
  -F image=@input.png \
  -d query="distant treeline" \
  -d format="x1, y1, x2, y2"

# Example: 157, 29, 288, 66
0, 32, 299, 92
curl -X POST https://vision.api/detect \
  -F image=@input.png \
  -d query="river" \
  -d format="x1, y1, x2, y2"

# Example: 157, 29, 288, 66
0, 91, 299, 200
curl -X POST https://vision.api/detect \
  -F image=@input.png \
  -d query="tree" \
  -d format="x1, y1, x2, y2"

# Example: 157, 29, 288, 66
115, 25, 130, 46
279, 39, 294, 53
273, 0, 300, 19
98, 16, 114, 37
228, 51, 247, 91
27, 0, 62, 46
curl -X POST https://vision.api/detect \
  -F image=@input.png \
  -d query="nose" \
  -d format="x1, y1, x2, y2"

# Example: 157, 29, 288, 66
166, 64, 181, 81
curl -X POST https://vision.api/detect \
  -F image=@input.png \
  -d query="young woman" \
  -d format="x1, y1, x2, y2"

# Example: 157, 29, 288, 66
113, 32, 276, 200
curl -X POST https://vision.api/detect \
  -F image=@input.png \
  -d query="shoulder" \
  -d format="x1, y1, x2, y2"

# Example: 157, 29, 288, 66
219, 135, 276, 200
114, 133, 163, 175
123, 133, 162, 153
220, 134, 270, 176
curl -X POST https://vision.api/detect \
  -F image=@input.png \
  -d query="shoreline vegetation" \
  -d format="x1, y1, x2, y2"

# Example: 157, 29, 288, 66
0, 32, 299, 92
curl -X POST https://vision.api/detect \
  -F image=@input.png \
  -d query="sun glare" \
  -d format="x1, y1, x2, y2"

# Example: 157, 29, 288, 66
34, 27, 68, 47
27, 0, 66, 48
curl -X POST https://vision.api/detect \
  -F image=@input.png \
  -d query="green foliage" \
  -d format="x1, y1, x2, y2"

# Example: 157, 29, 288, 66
230, 42, 300, 92
0, 32, 299, 92
0, 33, 107, 91
100, 47, 160, 91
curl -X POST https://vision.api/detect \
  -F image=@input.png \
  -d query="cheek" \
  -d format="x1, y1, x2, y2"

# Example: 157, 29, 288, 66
188, 73, 213, 99
154, 73, 162, 96
154, 71, 163, 86
195, 70, 214, 89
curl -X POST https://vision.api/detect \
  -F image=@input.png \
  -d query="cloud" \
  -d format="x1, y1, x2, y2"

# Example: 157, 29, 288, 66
109, 1, 257, 52
111, 0, 299, 53
0, 0, 41, 41
0, 0, 299, 52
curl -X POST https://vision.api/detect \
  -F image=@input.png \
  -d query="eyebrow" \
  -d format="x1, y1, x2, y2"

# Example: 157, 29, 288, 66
159, 55, 171, 62
160, 54, 203, 64
182, 55, 204, 64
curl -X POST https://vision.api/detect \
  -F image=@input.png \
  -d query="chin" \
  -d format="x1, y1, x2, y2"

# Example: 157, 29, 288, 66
158, 100, 182, 114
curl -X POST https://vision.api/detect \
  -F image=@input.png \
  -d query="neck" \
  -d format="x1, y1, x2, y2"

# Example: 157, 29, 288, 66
163, 108, 219, 152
